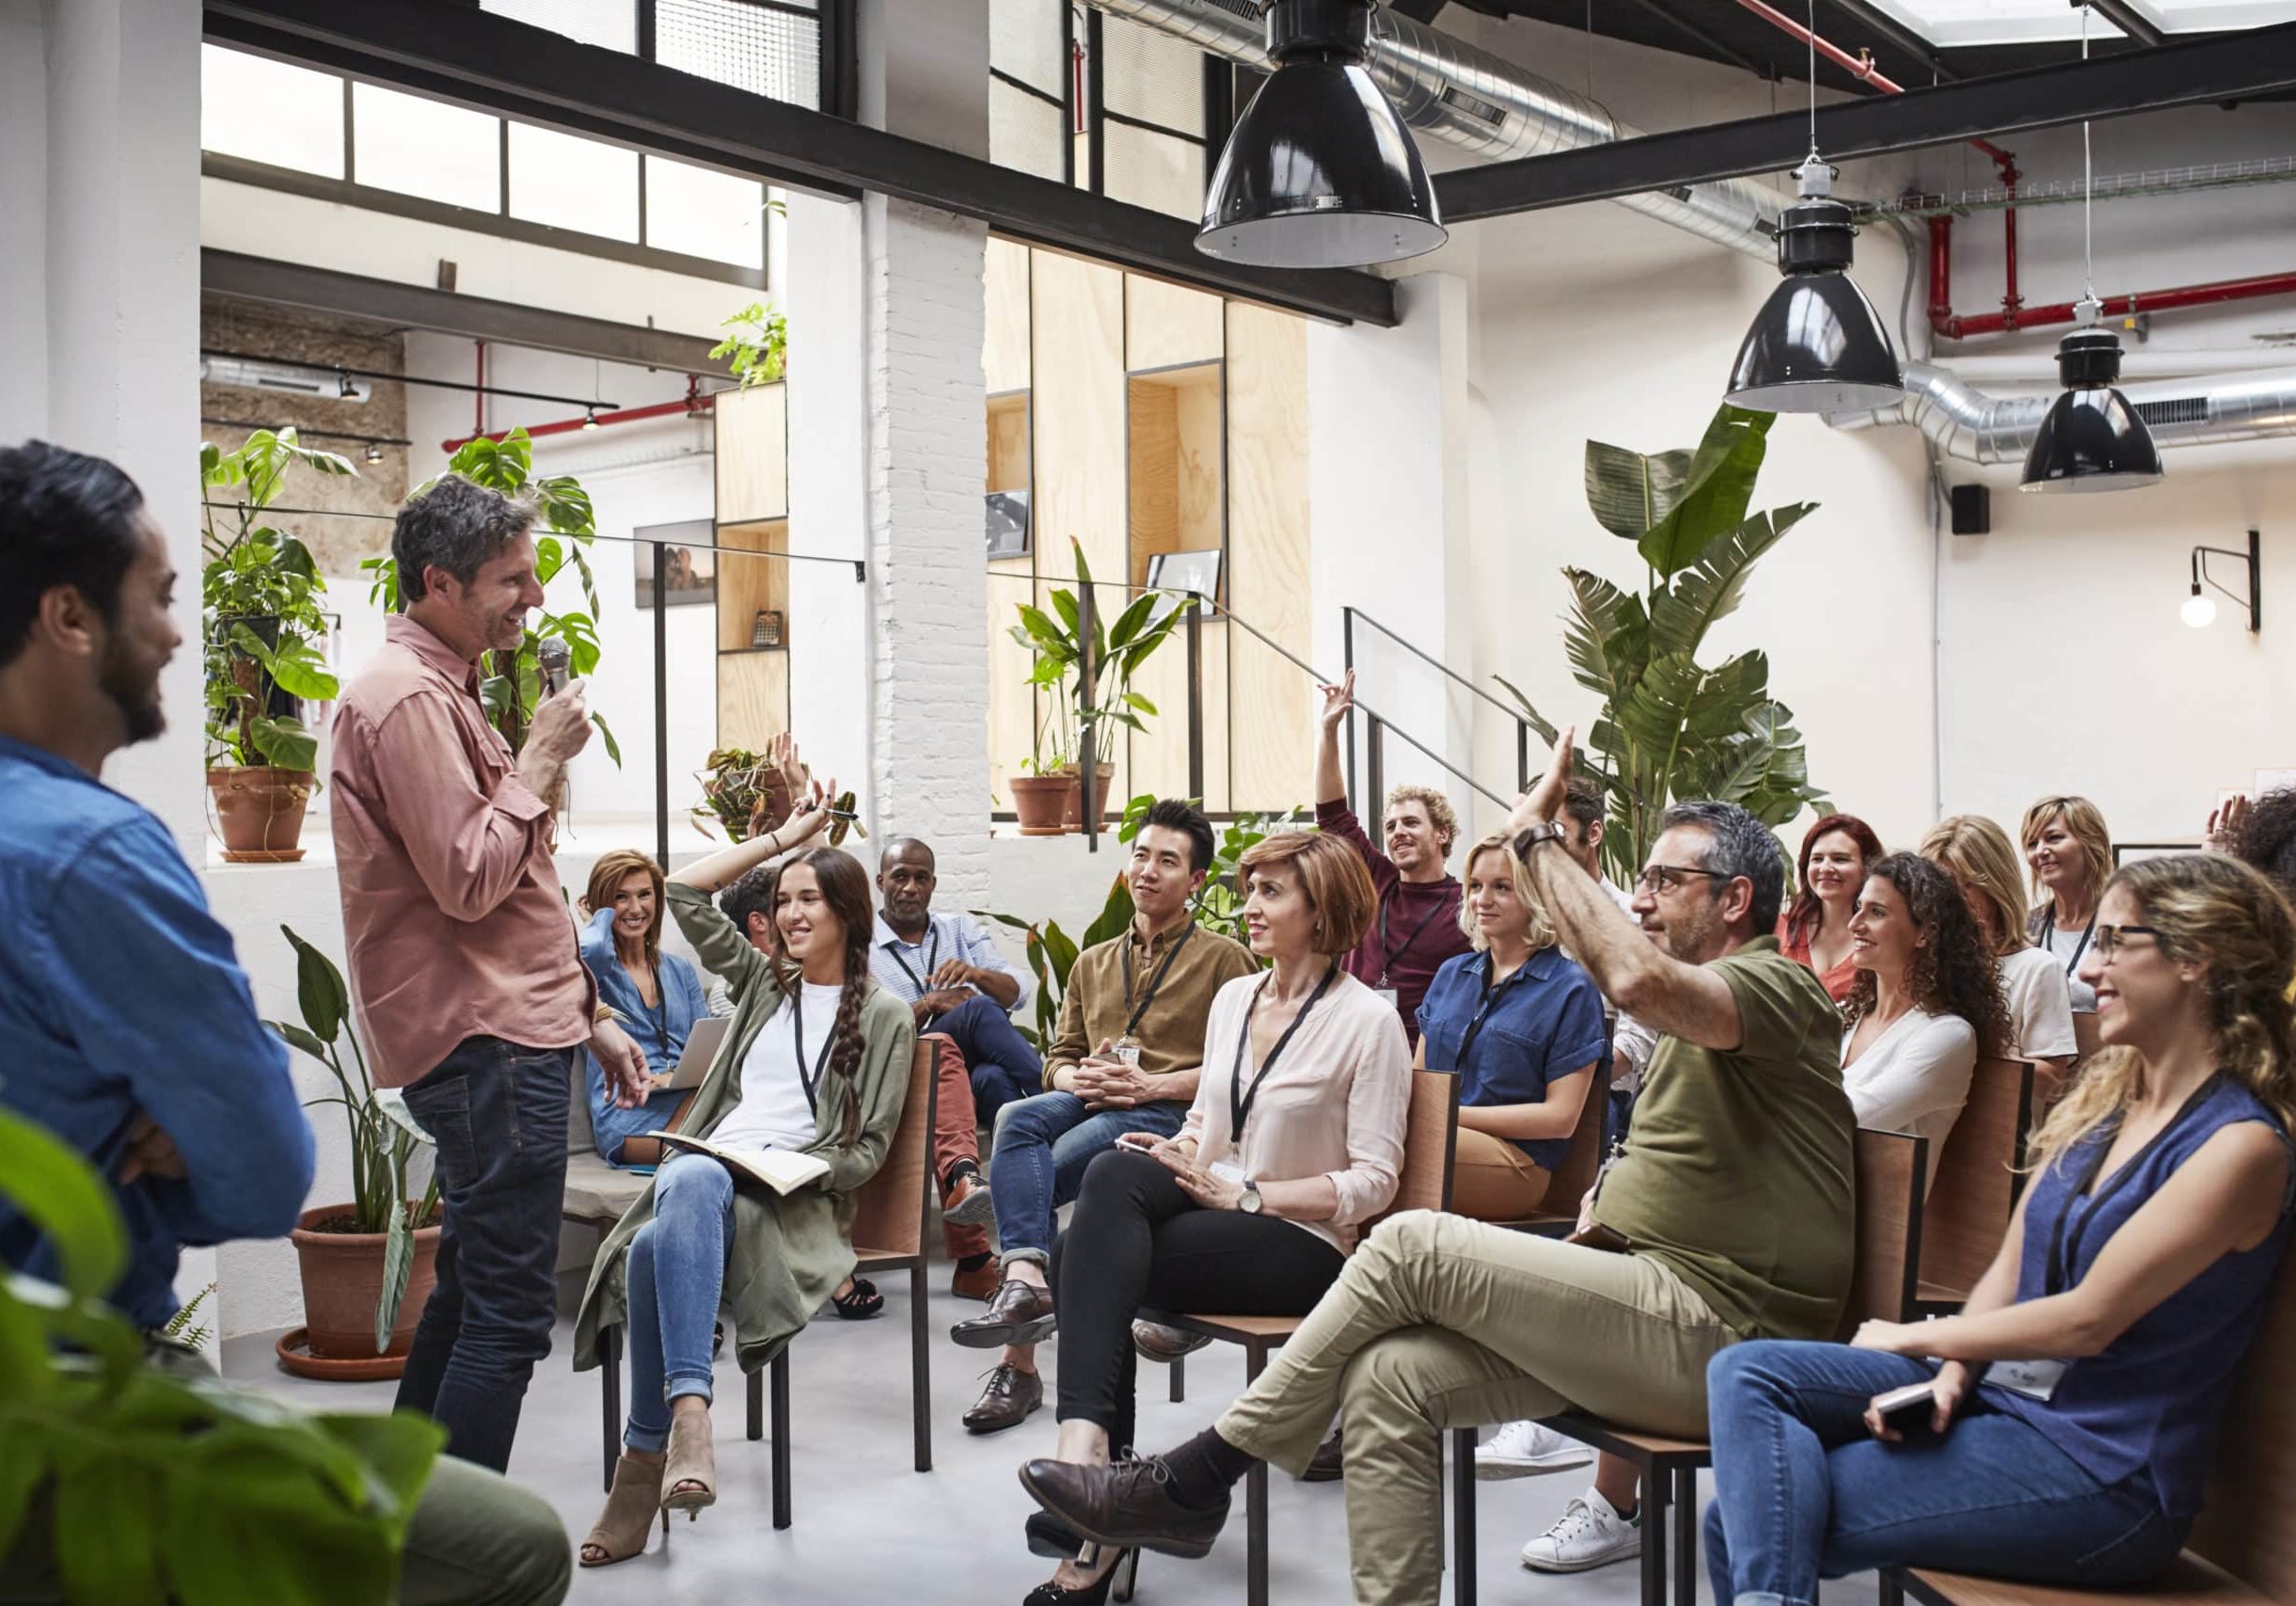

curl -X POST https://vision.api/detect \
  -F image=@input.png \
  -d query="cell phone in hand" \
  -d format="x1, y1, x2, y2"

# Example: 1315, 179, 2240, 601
1872, 1381, 1938, 1436
1115, 1132, 1163, 1153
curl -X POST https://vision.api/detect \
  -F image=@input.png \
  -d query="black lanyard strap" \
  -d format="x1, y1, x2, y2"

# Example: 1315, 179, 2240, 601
1121, 921, 1195, 1038
1229, 962, 1341, 1143
884, 925, 941, 998
1377, 886, 1452, 982
2041, 910, 2098, 978
788, 989, 840, 1119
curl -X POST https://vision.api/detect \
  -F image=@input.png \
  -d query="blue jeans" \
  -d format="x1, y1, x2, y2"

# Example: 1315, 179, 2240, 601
622, 1152, 737, 1452
988, 1090, 1187, 1264
927, 994, 1043, 1129
394, 1036, 573, 1474
1704, 1342, 2183, 1606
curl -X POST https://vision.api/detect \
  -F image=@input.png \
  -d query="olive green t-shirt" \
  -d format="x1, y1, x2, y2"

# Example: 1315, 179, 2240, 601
1591, 936, 1855, 1341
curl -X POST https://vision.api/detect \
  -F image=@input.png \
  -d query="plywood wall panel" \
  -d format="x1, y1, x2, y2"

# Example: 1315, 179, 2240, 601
1030, 251, 1128, 597
713, 383, 788, 524
985, 238, 1033, 395
716, 518, 788, 653
1223, 302, 1312, 815
717, 650, 789, 753
1125, 274, 1224, 373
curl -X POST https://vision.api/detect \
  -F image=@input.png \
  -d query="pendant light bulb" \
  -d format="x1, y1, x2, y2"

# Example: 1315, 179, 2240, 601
1723, 157, 1905, 413
2182, 585, 2218, 629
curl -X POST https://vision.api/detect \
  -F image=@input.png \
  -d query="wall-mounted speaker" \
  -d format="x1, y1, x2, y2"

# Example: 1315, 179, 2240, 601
1950, 484, 1990, 535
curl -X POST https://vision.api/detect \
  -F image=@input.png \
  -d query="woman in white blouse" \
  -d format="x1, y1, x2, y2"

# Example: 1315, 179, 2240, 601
2020, 795, 2114, 1024
1840, 852, 2010, 1187
1019, 831, 1410, 1605
1921, 815, 2078, 1087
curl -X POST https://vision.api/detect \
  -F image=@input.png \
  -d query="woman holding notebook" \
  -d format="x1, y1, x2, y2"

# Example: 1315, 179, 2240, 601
572, 770, 915, 1568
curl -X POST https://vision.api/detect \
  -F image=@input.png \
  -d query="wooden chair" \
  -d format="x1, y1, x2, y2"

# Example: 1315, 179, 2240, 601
1915, 1057, 2035, 1312
592, 1033, 943, 1524
1450, 1127, 1927, 1606
1488, 1061, 1611, 1236
1143, 1068, 1462, 1606
1884, 1244, 2296, 1606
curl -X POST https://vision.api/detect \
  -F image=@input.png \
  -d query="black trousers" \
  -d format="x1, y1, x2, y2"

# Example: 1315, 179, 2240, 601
1050, 1148, 1347, 1453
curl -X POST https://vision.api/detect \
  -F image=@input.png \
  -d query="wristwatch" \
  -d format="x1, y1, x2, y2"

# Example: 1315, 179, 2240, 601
1512, 820, 1569, 861
1238, 1182, 1263, 1216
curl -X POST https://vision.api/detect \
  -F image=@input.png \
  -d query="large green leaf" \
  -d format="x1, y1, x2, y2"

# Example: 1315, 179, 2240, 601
1583, 438, 1693, 541
1648, 502, 1814, 659
1559, 566, 1649, 708
1489, 674, 1560, 747
280, 925, 349, 1045
0, 1113, 126, 1304
1082, 873, 1137, 950
376, 1203, 413, 1356
247, 717, 319, 773
1637, 406, 1776, 579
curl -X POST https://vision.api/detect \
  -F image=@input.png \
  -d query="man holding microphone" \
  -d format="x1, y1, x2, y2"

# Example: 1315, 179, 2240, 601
332, 473, 647, 1473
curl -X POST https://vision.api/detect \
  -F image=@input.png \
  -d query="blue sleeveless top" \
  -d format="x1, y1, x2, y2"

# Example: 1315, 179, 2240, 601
1983, 1075, 2293, 1521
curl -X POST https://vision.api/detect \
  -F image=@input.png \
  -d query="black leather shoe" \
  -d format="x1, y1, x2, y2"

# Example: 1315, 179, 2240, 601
951, 1278, 1056, 1349
1300, 1427, 1344, 1483
1018, 1456, 1229, 1560
964, 1362, 1043, 1435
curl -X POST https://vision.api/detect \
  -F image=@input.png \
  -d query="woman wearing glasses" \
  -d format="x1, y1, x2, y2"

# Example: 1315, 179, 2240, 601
1704, 851, 2295, 1601
1780, 814, 1886, 1004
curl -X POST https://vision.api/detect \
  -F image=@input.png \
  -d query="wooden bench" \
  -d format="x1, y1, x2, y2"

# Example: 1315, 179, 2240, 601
1916, 1057, 2036, 1312
1882, 1237, 2296, 1606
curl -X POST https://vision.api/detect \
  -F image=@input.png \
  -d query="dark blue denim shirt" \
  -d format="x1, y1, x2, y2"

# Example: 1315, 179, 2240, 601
1416, 946, 1610, 1170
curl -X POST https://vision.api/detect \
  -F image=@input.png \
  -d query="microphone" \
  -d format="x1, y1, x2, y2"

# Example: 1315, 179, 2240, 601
537, 637, 572, 697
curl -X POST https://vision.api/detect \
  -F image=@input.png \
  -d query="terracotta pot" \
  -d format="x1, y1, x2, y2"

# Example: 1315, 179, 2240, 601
1010, 773, 1072, 837
207, 766, 314, 863
287, 1204, 441, 1377
1063, 770, 1116, 834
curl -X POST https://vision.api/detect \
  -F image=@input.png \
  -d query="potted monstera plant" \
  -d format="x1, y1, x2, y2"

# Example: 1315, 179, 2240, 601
201, 430, 353, 861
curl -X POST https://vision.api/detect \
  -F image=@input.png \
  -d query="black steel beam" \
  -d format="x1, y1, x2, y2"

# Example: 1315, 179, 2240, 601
1615, 0, 1771, 78
2085, 0, 2166, 48
202, 248, 724, 372
202, 0, 1397, 326
1435, 21, 2296, 221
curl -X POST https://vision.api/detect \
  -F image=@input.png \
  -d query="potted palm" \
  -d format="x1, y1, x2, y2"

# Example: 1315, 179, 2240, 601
267, 926, 442, 1381
201, 430, 354, 861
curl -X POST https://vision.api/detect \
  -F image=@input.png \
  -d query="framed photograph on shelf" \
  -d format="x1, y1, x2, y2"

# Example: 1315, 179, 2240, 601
986, 490, 1031, 560
1146, 549, 1222, 623
634, 518, 717, 609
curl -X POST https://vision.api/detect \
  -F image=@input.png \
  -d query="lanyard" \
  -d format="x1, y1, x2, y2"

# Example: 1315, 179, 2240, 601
1377, 885, 1452, 984
1121, 921, 1196, 1038
884, 925, 941, 999
1229, 962, 1340, 1143
788, 989, 839, 1118
2040, 910, 2098, 978
1454, 953, 1531, 1070
2044, 1073, 2223, 1296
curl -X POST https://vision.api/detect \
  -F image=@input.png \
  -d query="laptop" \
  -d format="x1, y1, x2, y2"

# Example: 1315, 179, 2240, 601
661, 1015, 731, 1091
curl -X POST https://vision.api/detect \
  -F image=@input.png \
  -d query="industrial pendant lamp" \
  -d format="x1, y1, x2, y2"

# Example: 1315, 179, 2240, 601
2019, 7, 2161, 493
1723, 0, 1902, 412
1196, 0, 1447, 270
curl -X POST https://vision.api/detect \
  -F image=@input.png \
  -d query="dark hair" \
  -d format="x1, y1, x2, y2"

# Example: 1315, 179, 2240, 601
1659, 799, 1787, 933
1138, 798, 1215, 874
1843, 852, 2011, 1059
1560, 776, 1605, 829
720, 865, 781, 944
393, 474, 537, 608
2230, 788, 2296, 899
1783, 813, 1887, 946
0, 441, 148, 670
780, 847, 879, 1141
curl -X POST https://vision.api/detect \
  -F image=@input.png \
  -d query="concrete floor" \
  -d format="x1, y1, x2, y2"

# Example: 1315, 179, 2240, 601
220, 1274, 1885, 1606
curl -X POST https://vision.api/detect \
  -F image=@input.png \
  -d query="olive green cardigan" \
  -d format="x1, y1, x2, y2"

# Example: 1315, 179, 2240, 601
573, 881, 914, 1375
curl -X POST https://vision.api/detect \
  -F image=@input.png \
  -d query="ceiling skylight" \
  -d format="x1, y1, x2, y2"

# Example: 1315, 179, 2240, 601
1865, 0, 2296, 45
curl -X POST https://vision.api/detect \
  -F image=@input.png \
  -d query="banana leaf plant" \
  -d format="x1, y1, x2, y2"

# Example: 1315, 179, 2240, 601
1496, 405, 1829, 883
266, 927, 438, 1355
1008, 537, 1195, 776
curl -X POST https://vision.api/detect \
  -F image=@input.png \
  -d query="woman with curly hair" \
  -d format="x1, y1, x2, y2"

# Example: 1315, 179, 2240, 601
1839, 852, 2010, 1184
1704, 851, 2295, 1603
1780, 814, 1887, 1003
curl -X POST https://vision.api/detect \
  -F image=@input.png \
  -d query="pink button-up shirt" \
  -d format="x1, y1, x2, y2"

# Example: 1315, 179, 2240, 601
329, 615, 595, 1089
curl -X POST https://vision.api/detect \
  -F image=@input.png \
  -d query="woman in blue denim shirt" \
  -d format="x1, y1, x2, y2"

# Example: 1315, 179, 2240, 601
1416, 831, 1608, 1220
579, 850, 712, 1165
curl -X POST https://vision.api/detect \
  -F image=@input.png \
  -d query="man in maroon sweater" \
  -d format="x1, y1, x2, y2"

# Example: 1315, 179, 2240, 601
1312, 669, 1470, 1045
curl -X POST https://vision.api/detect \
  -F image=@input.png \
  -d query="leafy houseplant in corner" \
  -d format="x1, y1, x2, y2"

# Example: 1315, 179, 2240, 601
269, 926, 443, 1381
201, 429, 354, 861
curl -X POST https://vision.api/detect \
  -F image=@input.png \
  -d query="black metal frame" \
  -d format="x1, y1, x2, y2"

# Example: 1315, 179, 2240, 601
1341, 606, 1540, 811
2191, 528, 2262, 633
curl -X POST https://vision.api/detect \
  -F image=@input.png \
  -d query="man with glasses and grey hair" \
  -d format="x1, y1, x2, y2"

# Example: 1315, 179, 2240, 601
1015, 729, 1854, 1603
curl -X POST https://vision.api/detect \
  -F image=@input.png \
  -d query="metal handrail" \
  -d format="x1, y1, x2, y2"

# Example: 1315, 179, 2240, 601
1343, 604, 1536, 798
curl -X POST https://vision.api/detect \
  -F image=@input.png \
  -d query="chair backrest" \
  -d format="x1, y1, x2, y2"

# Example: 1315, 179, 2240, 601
1539, 1059, 1612, 1223
1380, 1069, 1461, 1220
1917, 1057, 2035, 1297
1836, 1127, 1925, 1340
2192, 1248, 2296, 1601
847, 1033, 942, 1259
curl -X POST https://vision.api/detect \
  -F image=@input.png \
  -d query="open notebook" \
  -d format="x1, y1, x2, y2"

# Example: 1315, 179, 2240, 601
656, 1131, 829, 1196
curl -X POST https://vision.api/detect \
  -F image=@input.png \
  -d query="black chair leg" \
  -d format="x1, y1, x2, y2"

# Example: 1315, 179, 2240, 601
1450, 1427, 1477, 1606
1639, 1462, 1669, 1606
598, 1325, 622, 1493
1673, 1466, 1699, 1606
748, 1360, 764, 1441
1244, 1345, 1269, 1606
770, 1349, 793, 1530
1877, 1573, 1904, 1606
1170, 1350, 1185, 1404
910, 1260, 932, 1472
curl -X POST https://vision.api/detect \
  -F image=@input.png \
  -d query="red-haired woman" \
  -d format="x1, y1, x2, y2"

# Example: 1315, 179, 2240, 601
1779, 814, 1886, 1004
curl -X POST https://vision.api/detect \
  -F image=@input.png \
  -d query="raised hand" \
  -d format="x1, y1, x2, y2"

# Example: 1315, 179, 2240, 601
1317, 668, 1355, 734
1506, 724, 1576, 837
2205, 793, 2251, 855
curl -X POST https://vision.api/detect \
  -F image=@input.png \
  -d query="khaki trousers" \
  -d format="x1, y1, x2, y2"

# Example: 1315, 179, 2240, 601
1214, 1210, 1737, 1606
1449, 1126, 1548, 1221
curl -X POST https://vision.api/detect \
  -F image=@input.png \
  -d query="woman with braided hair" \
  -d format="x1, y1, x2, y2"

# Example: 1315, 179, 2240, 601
1838, 851, 2010, 1190
573, 771, 914, 1567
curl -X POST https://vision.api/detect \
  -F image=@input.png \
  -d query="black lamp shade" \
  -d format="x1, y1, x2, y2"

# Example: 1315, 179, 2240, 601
2019, 328, 2163, 493
1196, 60, 1447, 269
1724, 196, 1903, 413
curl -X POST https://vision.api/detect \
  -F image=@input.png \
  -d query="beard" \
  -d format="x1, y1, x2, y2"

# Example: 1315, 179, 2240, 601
100, 635, 166, 744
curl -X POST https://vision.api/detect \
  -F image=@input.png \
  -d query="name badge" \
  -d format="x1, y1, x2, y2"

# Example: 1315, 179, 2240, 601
1989, 1358, 2067, 1402
1374, 988, 1399, 1010
1210, 1160, 1247, 1186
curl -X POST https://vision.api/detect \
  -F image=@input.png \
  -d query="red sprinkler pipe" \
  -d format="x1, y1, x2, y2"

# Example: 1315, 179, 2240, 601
442, 377, 712, 452
1935, 270, 2296, 341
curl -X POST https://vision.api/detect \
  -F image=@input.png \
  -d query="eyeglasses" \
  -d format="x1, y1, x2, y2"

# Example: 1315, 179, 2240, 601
2092, 924, 2160, 962
1633, 864, 1729, 895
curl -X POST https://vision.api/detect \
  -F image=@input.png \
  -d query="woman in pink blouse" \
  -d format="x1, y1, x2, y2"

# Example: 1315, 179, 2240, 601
1015, 831, 1411, 1605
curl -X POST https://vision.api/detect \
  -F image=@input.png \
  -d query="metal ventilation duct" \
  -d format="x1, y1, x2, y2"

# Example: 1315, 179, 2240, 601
1085, 0, 1781, 259
1825, 360, 2296, 462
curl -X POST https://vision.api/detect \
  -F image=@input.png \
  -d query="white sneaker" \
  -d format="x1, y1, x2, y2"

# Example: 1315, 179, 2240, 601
1519, 1487, 1642, 1573
1474, 1420, 1593, 1480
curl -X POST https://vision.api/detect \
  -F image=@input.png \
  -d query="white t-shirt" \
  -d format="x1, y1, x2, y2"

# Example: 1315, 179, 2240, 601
705, 980, 843, 1155
1998, 946, 2078, 1061
2036, 918, 2099, 1013
1841, 1007, 1977, 1189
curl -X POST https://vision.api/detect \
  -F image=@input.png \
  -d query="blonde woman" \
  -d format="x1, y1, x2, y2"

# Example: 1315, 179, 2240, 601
1416, 832, 1607, 1219
578, 851, 713, 1166
1922, 816, 2078, 1077
1705, 852, 2295, 1600
2022, 796, 2115, 1015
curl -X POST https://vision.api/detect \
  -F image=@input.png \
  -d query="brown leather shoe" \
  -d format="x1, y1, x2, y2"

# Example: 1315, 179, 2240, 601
943, 1167, 996, 1229
951, 1256, 1002, 1302
1300, 1427, 1344, 1483
962, 1361, 1043, 1435
1018, 1455, 1229, 1560
1131, 1319, 1212, 1363
949, 1277, 1056, 1349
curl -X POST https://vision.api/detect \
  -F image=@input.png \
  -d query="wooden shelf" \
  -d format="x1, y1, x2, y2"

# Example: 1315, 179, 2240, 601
1127, 360, 1224, 594
716, 518, 789, 655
